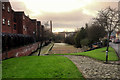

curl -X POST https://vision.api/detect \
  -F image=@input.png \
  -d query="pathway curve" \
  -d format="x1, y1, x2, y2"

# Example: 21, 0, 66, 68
64, 55, 120, 79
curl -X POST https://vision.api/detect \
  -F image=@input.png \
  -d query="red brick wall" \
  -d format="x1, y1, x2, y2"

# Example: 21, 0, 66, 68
22, 15, 28, 35
14, 12, 36, 36
12, 10, 17, 34
25, 16, 31, 35
37, 21, 41, 40
14, 12, 24, 34
2, 42, 39, 60
2, 2, 13, 33
27, 19, 37, 37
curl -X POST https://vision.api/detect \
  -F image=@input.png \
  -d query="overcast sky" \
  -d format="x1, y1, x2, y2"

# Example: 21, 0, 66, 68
9, 0, 119, 32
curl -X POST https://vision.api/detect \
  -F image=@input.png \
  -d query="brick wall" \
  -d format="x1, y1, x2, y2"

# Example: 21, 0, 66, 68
24, 15, 31, 35
36, 21, 41, 41
27, 19, 37, 37
2, 42, 39, 60
22, 14, 28, 35
14, 12, 24, 34
2, 2, 13, 33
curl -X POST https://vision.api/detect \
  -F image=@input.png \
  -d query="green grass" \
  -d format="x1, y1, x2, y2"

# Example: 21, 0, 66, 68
2, 56, 84, 79
0, 62, 2, 79
50, 47, 118, 61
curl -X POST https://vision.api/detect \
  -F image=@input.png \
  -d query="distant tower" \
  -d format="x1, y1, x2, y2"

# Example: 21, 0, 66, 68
118, 1, 120, 13
50, 20, 52, 33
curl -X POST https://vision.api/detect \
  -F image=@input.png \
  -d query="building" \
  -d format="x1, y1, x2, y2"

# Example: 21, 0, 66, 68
1, 1, 41, 36
2, 2, 14, 33
1, 1, 51, 42
2, 2, 28, 35
27, 19, 37, 37
12, 10, 17, 34
36, 21, 41, 41
14, 11, 31, 35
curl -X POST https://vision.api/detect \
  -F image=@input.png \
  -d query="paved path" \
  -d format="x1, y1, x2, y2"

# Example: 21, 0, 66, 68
65, 55, 120, 79
109, 42, 120, 58
49, 43, 83, 54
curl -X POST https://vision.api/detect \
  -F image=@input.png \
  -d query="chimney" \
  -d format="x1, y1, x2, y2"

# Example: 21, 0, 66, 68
118, 1, 120, 11
50, 20, 52, 33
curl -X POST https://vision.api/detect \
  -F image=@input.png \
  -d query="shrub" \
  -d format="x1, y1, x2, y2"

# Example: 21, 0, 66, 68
101, 39, 107, 47
80, 38, 90, 47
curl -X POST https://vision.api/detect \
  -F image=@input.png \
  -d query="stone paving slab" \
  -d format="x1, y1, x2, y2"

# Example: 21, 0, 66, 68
64, 55, 120, 79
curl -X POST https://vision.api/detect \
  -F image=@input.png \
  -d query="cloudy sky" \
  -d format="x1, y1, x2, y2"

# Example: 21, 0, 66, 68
9, 0, 119, 32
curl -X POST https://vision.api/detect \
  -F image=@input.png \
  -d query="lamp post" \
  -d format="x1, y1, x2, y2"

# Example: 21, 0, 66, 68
118, 43, 120, 60
106, 32, 111, 63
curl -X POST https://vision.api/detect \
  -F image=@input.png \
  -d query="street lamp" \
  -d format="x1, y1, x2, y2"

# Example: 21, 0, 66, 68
106, 32, 110, 63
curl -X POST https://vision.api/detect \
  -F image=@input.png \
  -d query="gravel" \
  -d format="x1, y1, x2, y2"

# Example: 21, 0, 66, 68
64, 55, 120, 79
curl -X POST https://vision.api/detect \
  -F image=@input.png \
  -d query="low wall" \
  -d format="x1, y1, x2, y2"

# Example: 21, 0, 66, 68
109, 42, 120, 59
1, 42, 39, 60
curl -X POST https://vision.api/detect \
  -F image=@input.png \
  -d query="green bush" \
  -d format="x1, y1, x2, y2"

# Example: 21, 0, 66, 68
80, 38, 90, 46
74, 31, 81, 48
102, 39, 107, 47
74, 27, 87, 48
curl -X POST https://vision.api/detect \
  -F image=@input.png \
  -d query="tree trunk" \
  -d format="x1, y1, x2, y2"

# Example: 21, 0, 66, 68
106, 32, 111, 63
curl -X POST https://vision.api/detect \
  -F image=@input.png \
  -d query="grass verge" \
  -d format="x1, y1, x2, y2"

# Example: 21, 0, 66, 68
50, 47, 118, 61
2, 56, 84, 79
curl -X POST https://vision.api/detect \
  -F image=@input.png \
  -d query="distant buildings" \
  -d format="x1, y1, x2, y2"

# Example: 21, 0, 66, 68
55, 32, 76, 38
110, 31, 120, 42
116, 31, 120, 40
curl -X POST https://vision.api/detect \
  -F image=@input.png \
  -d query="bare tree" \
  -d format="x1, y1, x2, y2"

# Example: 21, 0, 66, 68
87, 22, 106, 43
94, 7, 120, 63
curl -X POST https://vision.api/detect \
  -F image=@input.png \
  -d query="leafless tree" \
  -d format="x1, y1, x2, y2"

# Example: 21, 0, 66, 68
94, 7, 120, 62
